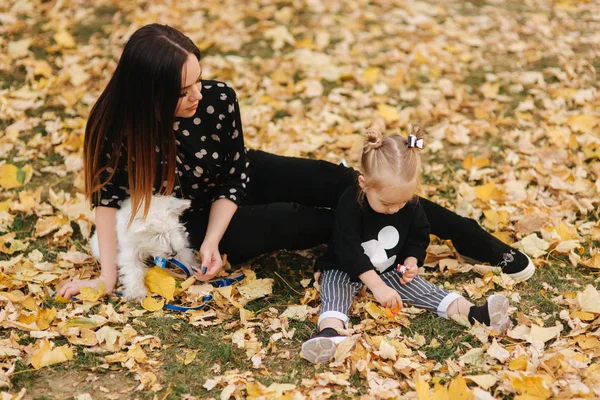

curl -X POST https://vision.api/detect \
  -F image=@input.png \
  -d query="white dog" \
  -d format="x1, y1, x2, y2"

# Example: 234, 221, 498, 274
90, 195, 196, 300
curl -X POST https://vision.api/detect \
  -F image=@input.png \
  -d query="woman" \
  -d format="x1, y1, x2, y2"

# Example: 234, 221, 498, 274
57, 24, 534, 299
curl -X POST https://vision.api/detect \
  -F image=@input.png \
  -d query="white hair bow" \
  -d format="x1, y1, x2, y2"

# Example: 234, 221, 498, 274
406, 134, 424, 149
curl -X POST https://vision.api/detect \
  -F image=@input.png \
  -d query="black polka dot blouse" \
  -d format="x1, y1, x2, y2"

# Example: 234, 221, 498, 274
93, 80, 250, 211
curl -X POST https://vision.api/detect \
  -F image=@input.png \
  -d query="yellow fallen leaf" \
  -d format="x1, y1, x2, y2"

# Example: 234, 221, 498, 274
580, 253, 600, 270
280, 305, 309, 321
79, 282, 106, 302
237, 278, 273, 301
34, 215, 70, 237
141, 296, 165, 312
126, 343, 148, 363
415, 376, 431, 400
448, 374, 473, 400
527, 322, 563, 344
378, 339, 397, 361
0, 199, 11, 212
174, 276, 197, 296
480, 82, 500, 99
8, 38, 32, 58
577, 285, 600, 314
514, 234, 550, 258
247, 381, 267, 396
570, 311, 596, 321
573, 335, 600, 350
67, 328, 98, 346
63, 316, 107, 329
363, 67, 381, 85
464, 374, 498, 390
483, 209, 510, 231
510, 374, 552, 400
0, 233, 29, 254
145, 266, 176, 301
364, 301, 387, 320
54, 295, 70, 304
0, 164, 33, 189
414, 49, 429, 64
33, 60, 53, 78
377, 104, 400, 124
333, 335, 358, 363
96, 326, 120, 352
54, 30, 76, 48
184, 349, 198, 365
462, 154, 491, 169
568, 114, 598, 133
486, 339, 509, 363
557, 221, 578, 241
30, 340, 73, 369
509, 354, 529, 371
36, 307, 57, 330
554, 240, 580, 254
584, 146, 600, 160
18, 311, 38, 326
475, 183, 503, 202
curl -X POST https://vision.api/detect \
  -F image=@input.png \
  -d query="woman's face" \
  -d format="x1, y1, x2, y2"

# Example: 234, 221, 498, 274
175, 53, 203, 118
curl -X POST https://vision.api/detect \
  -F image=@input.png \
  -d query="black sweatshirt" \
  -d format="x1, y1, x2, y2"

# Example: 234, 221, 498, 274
93, 80, 249, 212
316, 184, 430, 281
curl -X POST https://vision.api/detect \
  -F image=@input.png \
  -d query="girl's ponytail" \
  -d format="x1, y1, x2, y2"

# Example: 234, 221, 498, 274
364, 129, 384, 152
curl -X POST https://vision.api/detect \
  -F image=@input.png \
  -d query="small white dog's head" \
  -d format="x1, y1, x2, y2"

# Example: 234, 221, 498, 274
129, 196, 191, 261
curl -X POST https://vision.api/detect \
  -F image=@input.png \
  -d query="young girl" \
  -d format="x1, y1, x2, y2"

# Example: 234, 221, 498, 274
302, 127, 510, 364
57, 23, 533, 300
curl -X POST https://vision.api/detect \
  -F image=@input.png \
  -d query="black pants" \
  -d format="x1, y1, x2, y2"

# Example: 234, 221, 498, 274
184, 150, 502, 264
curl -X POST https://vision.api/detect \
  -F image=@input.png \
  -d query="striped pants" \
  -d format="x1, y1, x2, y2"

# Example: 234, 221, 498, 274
318, 269, 462, 328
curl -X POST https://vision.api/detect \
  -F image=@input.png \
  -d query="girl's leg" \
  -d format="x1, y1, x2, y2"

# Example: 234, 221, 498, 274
380, 272, 461, 319
445, 294, 510, 332
317, 269, 363, 329
418, 197, 535, 281
302, 269, 362, 364
246, 149, 356, 207
380, 271, 510, 331
183, 202, 335, 264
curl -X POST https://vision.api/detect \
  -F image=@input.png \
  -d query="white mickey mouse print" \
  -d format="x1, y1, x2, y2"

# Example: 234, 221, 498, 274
361, 226, 399, 273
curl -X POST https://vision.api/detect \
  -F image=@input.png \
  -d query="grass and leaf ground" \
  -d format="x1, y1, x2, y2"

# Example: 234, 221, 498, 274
1, 0, 600, 399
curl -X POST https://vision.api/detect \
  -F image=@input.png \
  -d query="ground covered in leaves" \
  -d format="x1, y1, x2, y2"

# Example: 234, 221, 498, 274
1, 0, 600, 399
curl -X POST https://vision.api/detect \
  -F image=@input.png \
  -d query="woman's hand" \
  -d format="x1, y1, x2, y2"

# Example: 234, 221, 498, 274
195, 238, 223, 281
372, 284, 403, 310
400, 258, 419, 285
57, 275, 117, 299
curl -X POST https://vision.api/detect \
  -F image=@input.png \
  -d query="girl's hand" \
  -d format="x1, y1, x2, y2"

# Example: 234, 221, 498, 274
195, 239, 223, 281
400, 262, 419, 285
372, 284, 403, 310
57, 275, 116, 299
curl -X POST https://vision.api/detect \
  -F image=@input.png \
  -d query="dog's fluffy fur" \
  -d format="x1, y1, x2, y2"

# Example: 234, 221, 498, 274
90, 196, 196, 300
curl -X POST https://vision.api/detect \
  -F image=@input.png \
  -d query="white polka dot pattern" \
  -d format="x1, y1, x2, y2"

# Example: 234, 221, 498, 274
92, 81, 249, 210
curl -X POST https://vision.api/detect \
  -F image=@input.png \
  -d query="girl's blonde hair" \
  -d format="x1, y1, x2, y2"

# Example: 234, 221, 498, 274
360, 124, 426, 191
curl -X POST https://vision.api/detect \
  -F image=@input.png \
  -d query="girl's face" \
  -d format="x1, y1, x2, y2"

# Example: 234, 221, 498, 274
358, 175, 416, 214
175, 53, 203, 118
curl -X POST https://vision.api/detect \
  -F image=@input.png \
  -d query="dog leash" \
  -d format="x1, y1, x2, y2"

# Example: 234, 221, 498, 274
54, 258, 245, 312
153, 257, 245, 311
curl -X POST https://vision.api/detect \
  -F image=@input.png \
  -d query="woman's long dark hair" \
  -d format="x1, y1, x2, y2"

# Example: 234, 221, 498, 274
84, 24, 201, 221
